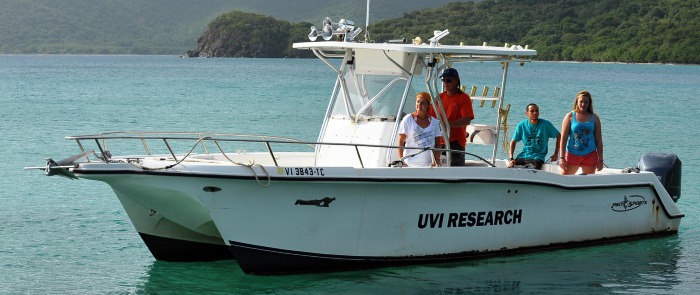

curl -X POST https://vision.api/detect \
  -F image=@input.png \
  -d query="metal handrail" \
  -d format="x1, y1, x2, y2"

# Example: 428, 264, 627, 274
65, 131, 495, 168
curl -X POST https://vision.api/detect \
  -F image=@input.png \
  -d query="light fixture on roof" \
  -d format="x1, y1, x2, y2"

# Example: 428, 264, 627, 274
308, 17, 363, 42
338, 19, 354, 31
308, 17, 333, 41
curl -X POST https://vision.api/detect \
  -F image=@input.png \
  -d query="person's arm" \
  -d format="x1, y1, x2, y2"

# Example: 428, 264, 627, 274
449, 97, 475, 127
397, 133, 407, 160
449, 116, 473, 128
508, 140, 517, 168
559, 113, 571, 172
594, 114, 604, 171
551, 133, 562, 162
433, 136, 442, 166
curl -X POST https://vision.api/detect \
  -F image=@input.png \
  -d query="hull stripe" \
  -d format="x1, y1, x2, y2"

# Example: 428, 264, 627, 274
139, 233, 233, 261
230, 231, 679, 275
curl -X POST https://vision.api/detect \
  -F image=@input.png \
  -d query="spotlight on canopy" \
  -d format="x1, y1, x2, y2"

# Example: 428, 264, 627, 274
338, 19, 354, 31
308, 17, 362, 42
322, 24, 333, 40
308, 24, 334, 41
308, 26, 320, 41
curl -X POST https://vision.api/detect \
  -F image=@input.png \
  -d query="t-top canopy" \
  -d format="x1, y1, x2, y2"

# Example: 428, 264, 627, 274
293, 41, 537, 58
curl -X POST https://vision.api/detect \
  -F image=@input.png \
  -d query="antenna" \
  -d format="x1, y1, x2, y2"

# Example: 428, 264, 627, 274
364, 0, 371, 42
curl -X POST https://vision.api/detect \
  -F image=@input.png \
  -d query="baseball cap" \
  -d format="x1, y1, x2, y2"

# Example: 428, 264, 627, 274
439, 68, 459, 78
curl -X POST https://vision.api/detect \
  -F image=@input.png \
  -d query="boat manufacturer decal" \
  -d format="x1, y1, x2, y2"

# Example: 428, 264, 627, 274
418, 209, 523, 229
611, 195, 647, 212
280, 167, 325, 176
294, 197, 336, 207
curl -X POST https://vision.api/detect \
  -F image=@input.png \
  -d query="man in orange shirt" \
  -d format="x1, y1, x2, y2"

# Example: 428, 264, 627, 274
430, 68, 474, 166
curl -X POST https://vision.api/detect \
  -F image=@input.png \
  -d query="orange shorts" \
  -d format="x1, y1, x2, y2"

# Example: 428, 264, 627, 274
565, 151, 598, 167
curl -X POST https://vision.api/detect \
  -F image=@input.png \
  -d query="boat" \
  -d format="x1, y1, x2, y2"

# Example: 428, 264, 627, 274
28, 12, 684, 274
28, 137, 240, 262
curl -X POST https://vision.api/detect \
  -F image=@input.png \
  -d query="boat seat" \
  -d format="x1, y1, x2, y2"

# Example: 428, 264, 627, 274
467, 124, 497, 144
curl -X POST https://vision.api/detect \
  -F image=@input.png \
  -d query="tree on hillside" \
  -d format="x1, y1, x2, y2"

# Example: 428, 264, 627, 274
189, 12, 289, 57
367, 0, 700, 64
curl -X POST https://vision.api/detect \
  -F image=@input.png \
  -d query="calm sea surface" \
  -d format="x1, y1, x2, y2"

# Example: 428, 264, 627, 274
1, 55, 699, 294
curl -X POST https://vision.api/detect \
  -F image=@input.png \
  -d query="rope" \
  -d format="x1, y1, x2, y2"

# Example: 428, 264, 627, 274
214, 141, 271, 187
500, 104, 511, 155
129, 137, 272, 187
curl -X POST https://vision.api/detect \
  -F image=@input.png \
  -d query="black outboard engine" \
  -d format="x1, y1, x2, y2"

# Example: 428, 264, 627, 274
638, 153, 682, 202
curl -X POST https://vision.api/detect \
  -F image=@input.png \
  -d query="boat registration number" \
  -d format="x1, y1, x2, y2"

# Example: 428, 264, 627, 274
281, 167, 325, 176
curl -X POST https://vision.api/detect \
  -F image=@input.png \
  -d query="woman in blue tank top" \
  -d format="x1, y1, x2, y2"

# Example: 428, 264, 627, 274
558, 90, 604, 175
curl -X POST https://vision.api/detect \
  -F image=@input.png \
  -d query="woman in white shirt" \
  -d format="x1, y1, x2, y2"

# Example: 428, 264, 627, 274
397, 92, 443, 167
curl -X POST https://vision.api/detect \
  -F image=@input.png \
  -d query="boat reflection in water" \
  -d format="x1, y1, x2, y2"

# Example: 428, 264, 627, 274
136, 236, 683, 293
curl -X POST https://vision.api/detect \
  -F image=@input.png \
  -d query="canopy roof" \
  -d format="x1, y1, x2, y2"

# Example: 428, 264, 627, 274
293, 41, 537, 58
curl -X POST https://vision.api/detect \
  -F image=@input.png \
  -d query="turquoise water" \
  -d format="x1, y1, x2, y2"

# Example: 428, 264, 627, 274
1, 55, 699, 294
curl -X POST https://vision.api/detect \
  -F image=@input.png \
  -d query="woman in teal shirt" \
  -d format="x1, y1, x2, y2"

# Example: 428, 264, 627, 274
559, 90, 605, 175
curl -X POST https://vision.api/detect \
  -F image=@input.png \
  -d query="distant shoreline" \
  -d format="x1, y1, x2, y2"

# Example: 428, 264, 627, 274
2, 53, 697, 66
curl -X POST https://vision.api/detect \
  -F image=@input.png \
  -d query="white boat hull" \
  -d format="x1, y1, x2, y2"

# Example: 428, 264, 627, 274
80, 169, 233, 261
187, 164, 682, 274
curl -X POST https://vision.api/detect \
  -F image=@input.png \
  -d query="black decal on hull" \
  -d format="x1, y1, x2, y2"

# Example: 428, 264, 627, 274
294, 197, 336, 207
611, 195, 647, 212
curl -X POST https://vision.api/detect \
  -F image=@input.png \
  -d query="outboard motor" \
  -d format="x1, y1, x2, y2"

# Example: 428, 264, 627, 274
638, 153, 682, 202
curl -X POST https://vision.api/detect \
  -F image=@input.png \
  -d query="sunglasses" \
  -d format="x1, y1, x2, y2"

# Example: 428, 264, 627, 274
441, 79, 455, 83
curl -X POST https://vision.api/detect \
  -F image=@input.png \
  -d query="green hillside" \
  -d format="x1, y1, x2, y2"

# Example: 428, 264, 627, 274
0, 0, 472, 54
3, 0, 698, 63
188, 0, 700, 64
368, 0, 700, 64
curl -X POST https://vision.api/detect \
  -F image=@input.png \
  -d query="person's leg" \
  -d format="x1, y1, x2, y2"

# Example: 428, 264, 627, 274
449, 141, 465, 166
562, 153, 583, 175
533, 159, 544, 169
579, 152, 599, 174
581, 165, 597, 174
450, 150, 465, 166
514, 158, 542, 169
564, 165, 581, 175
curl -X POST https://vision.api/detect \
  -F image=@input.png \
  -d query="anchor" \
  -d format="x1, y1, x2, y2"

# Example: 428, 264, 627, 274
24, 150, 94, 180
